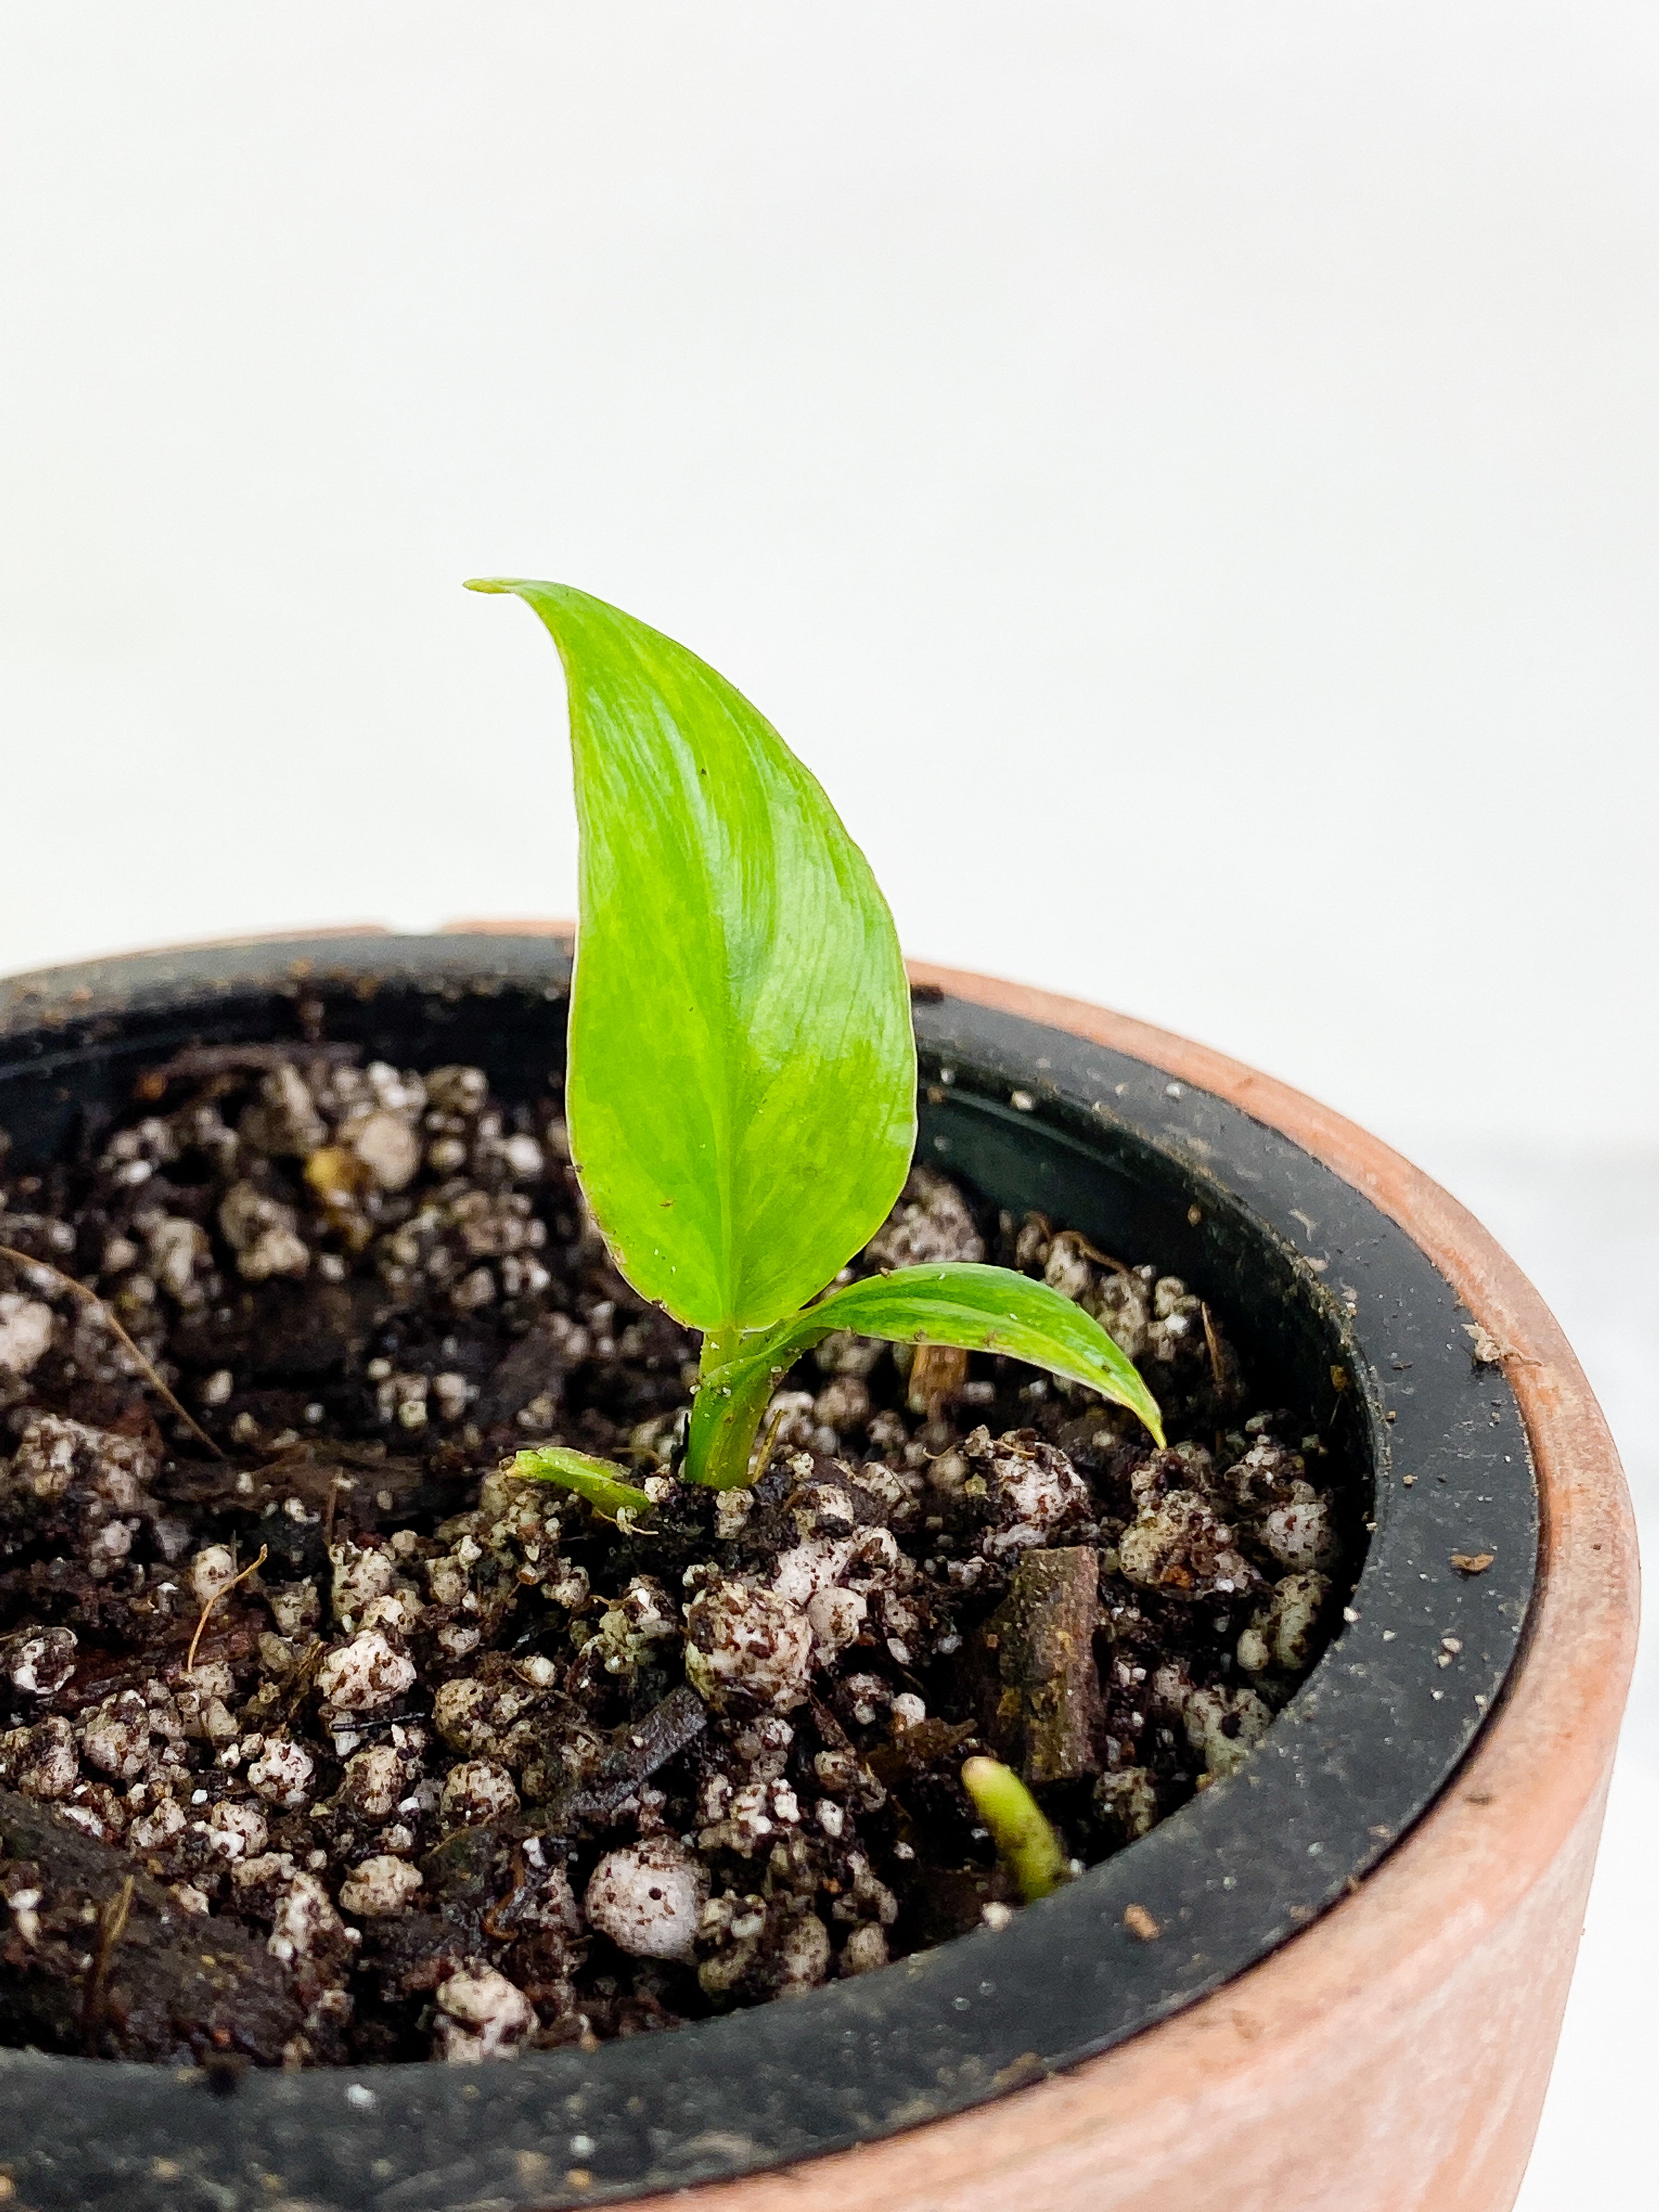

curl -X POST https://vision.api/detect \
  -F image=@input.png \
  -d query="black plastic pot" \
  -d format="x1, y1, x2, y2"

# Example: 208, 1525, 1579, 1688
0, 935, 1537, 2212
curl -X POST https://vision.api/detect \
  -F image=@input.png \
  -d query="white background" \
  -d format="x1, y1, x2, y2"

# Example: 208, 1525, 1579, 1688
1, 7, 1654, 2199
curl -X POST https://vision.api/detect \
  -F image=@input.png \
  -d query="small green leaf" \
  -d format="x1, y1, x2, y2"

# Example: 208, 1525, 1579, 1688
466, 579, 916, 1336
686, 1260, 1165, 1486
961, 1756, 1071, 1903
508, 1446, 654, 1521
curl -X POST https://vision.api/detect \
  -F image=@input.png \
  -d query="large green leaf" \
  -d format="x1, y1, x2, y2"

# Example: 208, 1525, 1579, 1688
466, 579, 916, 1335
687, 1260, 1165, 1486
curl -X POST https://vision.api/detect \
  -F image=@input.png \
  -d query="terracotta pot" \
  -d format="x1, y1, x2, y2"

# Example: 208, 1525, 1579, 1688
0, 933, 1636, 2212
473, 930, 1638, 2212
677, 959, 1640, 2212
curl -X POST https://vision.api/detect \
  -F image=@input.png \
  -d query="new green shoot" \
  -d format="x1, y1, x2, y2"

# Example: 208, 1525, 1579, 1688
960, 1756, 1072, 1904
467, 578, 1164, 1501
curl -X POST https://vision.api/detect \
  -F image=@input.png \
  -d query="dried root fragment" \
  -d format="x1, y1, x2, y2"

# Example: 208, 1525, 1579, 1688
907, 1342, 968, 1418
978, 1547, 1102, 1784
0, 1785, 304, 2061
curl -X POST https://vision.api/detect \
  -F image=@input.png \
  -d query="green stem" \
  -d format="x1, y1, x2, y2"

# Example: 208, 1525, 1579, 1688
686, 1332, 786, 1489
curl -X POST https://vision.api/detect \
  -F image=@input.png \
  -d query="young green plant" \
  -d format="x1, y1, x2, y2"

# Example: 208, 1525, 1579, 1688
466, 578, 1164, 1506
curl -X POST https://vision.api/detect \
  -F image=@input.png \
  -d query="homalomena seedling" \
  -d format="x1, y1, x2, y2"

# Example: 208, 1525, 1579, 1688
465, 578, 1163, 1506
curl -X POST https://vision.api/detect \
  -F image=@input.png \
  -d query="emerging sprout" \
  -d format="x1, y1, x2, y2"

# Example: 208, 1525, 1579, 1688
509, 1445, 653, 1520
961, 1755, 1071, 1904
466, 579, 1164, 1496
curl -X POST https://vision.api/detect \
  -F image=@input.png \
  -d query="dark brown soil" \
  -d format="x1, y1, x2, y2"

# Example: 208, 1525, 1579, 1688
0, 1047, 1351, 2067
